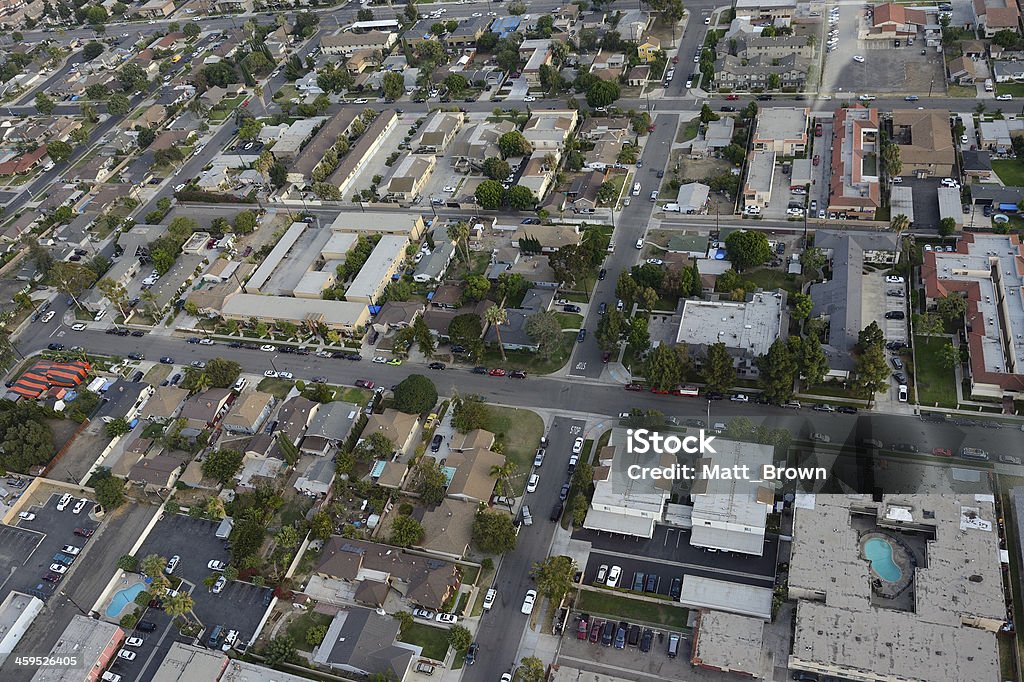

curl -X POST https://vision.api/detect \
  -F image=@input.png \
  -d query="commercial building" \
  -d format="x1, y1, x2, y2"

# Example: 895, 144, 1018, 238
151, 642, 229, 681
220, 293, 370, 333
920, 233, 1024, 398
828, 106, 881, 219
675, 291, 785, 378
689, 439, 774, 556
891, 109, 955, 178
788, 494, 1004, 682
30, 616, 123, 682
751, 107, 809, 155
584, 427, 673, 538
0, 592, 43, 666
345, 235, 409, 303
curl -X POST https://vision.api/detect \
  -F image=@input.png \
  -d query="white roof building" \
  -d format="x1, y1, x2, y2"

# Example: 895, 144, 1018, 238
345, 235, 409, 303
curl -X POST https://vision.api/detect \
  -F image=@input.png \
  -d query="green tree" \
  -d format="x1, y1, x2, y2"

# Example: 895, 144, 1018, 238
519, 657, 546, 682
309, 511, 333, 541
183, 21, 200, 39
107, 92, 131, 116
105, 418, 130, 438
757, 338, 797, 404
448, 624, 472, 650
854, 341, 890, 406
452, 395, 490, 433
482, 157, 512, 181
393, 374, 438, 414
381, 72, 404, 100
82, 41, 104, 61
937, 293, 967, 321
389, 514, 425, 547
725, 230, 771, 272
798, 334, 828, 387
615, 271, 639, 310
642, 343, 686, 390
498, 130, 532, 158
533, 555, 574, 604
890, 213, 910, 238
263, 636, 297, 666
938, 341, 960, 369
586, 79, 620, 108
462, 275, 490, 302
357, 7, 374, 21
627, 316, 650, 351
475, 179, 505, 209
596, 309, 624, 352
857, 321, 884, 354
117, 554, 139, 572
525, 311, 563, 359
505, 185, 536, 210
355, 431, 395, 462
35, 92, 55, 115
938, 217, 957, 237
47, 140, 73, 163
49, 261, 96, 309
202, 358, 241, 388
201, 448, 243, 485
136, 126, 155, 148
414, 458, 448, 506
701, 342, 737, 393
413, 315, 435, 358
790, 292, 813, 320
164, 592, 194, 620
94, 474, 125, 509
471, 509, 518, 553
140, 553, 168, 579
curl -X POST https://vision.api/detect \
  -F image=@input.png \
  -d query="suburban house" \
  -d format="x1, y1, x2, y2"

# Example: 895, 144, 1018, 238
178, 388, 233, 430
443, 447, 506, 503
637, 36, 661, 62
363, 409, 419, 457
891, 109, 955, 178
300, 402, 362, 456
141, 386, 189, 423
221, 392, 276, 435
311, 608, 418, 679
277, 396, 320, 446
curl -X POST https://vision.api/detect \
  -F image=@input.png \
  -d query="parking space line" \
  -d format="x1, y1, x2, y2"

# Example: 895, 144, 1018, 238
557, 655, 682, 681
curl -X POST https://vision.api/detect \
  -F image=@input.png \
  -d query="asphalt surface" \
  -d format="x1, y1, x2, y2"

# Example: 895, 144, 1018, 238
465, 416, 585, 682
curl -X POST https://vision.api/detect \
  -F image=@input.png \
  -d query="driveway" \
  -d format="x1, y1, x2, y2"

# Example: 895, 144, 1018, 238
904, 176, 942, 228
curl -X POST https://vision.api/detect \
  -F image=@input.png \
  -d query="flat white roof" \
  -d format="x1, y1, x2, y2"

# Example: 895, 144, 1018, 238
679, 575, 773, 620
247, 222, 306, 292
346, 235, 408, 302
676, 292, 784, 358
221, 293, 368, 329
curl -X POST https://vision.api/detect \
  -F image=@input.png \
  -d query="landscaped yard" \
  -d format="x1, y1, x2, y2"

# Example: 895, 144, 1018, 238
744, 268, 802, 295
208, 94, 247, 121
480, 332, 577, 375
397, 622, 450, 660
555, 312, 584, 329
286, 610, 334, 652
576, 590, 689, 629
480, 405, 544, 486
257, 377, 296, 398
913, 335, 958, 409
995, 83, 1024, 97
992, 159, 1024, 187
676, 116, 700, 143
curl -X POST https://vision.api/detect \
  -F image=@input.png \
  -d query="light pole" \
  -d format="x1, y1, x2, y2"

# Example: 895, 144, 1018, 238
270, 354, 279, 374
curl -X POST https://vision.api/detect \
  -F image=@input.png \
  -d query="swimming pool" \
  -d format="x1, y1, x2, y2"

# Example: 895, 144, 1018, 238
105, 582, 146, 618
864, 537, 902, 582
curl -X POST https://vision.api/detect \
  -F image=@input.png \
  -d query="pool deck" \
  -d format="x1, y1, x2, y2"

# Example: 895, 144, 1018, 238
858, 531, 915, 599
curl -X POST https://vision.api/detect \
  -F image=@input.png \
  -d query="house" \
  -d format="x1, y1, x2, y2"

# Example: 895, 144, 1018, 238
300, 402, 362, 455
414, 111, 464, 154
752, 108, 809, 155
413, 241, 456, 284
295, 457, 335, 497
637, 36, 661, 63
676, 183, 711, 214
151, 32, 188, 52
828, 106, 881, 219
69, 156, 111, 184
742, 151, 775, 209
891, 109, 955, 178
720, 18, 813, 59
385, 154, 436, 202
585, 428, 672, 538
0, 146, 47, 176
511, 224, 581, 253
320, 30, 396, 57
484, 308, 538, 351
450, 121, 516, 169
490, 16, 521, 38
138, 0, 175, 18
993, 60, 1024, 82
311, 608, 416, 679
676, 292, 785, 379
446, 15, 491, 48
948, 56, 985, 85
519, 39, 553, 86
962, 150, 994, 180
590, 49, 626, 73
178, 388, 233, 429
141, 386, 188, 423
134, 105, 167, 130
690, 116, 735, 158
221, 392, 275, 435
626, 65, 651, 87
522, 109, 578, 150
346, 49, 378, 74
413, 498, 477, 559
566, 170, 605, 212
974, 0, 1019, 38
444, 448, 505, 502
213, 0, 254, 12
517, 151, 559, 200
372, 301, 423, 333
128, 455, 182, 491
363, 409, 419, 456
277, 396, 319, 446
868, 2, 927, 39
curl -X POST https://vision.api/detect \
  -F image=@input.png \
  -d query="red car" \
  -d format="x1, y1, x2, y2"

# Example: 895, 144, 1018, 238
488, 368, 506, 377
671, 56, 679, 64
355, 379, 374, 389
601, 352, 611, 364
932, 447, 953, 458
624, 383, 643, 391
589, 619, 604, 643
813, 154, 820, 166
577, 618, 589, 639
725, 94, 739, 100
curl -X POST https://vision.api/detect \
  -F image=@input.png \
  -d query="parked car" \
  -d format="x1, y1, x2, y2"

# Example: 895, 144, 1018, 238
520, 590, 537, 615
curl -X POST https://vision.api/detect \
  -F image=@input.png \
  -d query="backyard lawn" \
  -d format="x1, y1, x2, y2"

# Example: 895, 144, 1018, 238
744, 268, 802, 295
286, 611, 333, 652
398, 622, 450, 660
992, 159, 1024, 188
577, 590, 689, 629
480, 405, 544, 488
913, 336, 958, 408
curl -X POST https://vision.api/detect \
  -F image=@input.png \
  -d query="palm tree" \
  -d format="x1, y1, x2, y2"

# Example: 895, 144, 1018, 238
163, 592, 194, 621
890, 213, 910, 238
140, 554, 167, 579
140, 289, 159, 320
484, 305, 508, 362
447, 221, 470, 264
489, 461, 519, 499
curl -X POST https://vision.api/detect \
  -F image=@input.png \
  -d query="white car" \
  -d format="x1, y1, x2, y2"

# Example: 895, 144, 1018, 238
198, 338, 214, 345
372, 356, 387, 364
443, 186, 456, 193
940, 178, 960, 188
786, 207, 804, 216
18, 511, 35, 520
858, 94, 876, 101
259, 345, 276, 352
685, 79, 693, 88
174, 183, 186, 192
117, 650, 136, 661
436, 612, 458, 624
885, 275, 905, 284
521, 589, 537, 615
56, 493, 72, 511
125, 637, 144, 647
635, 238, 644, 249
49, 563, 68, 574
164, 555, 180, 574
997, 93, 1014, 101
278, 372, 294, 380
646, 258, 664, 266
572, 437, 584, 454
71, 323, 86, 331
704, 17, 711, 24
483, 588, 497, 610
606, 565, 622, 587
527, 473, 539, 493
353, 98, 368, 104
898, 385, 908, 402
208, 560, 226, 571
264, 370, 278, 378
852, 55, 865, 63
212, 576, 227, 593
524, 96, 536, 102
73, 499, 87, 514
41, 310, 55, 323
472, 11, 482, 16
61, 545, 81, 556
730, 394, 749, 402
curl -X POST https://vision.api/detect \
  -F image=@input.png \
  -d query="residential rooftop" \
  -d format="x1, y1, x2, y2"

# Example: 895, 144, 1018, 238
676, 292, 784, 359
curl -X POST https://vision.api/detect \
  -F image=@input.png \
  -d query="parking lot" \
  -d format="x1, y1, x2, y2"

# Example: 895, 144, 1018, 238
3, 492, 99, 604
821, 3, 945, 96
134, 514, 272, 647
557, 620, 702, 680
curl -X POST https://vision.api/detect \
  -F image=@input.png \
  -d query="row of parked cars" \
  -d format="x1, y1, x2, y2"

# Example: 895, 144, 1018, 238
576, 614, 682, 657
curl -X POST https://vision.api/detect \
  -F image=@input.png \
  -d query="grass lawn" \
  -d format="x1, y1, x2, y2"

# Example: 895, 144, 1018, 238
257, 377, 297, 398
287, 611, 333, 652
677, 116, 700, 143
947, 84, 979, 98
141, 422, 165, 439
577, 590, 689, 629
480, 405, 544, 488
208, 94, 246, 121
995, 83, 1024, 97
143, 364, 171, 385
803, 382, 860, 399
744, 268, 802, 295
555, 312, 584, 329
481, 332, 576, 375
562, 291, 591, 304
272, 84, 299, 102
398, 622, 450, 660
913, 335, 958, 408
992, 159, 1024, 187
